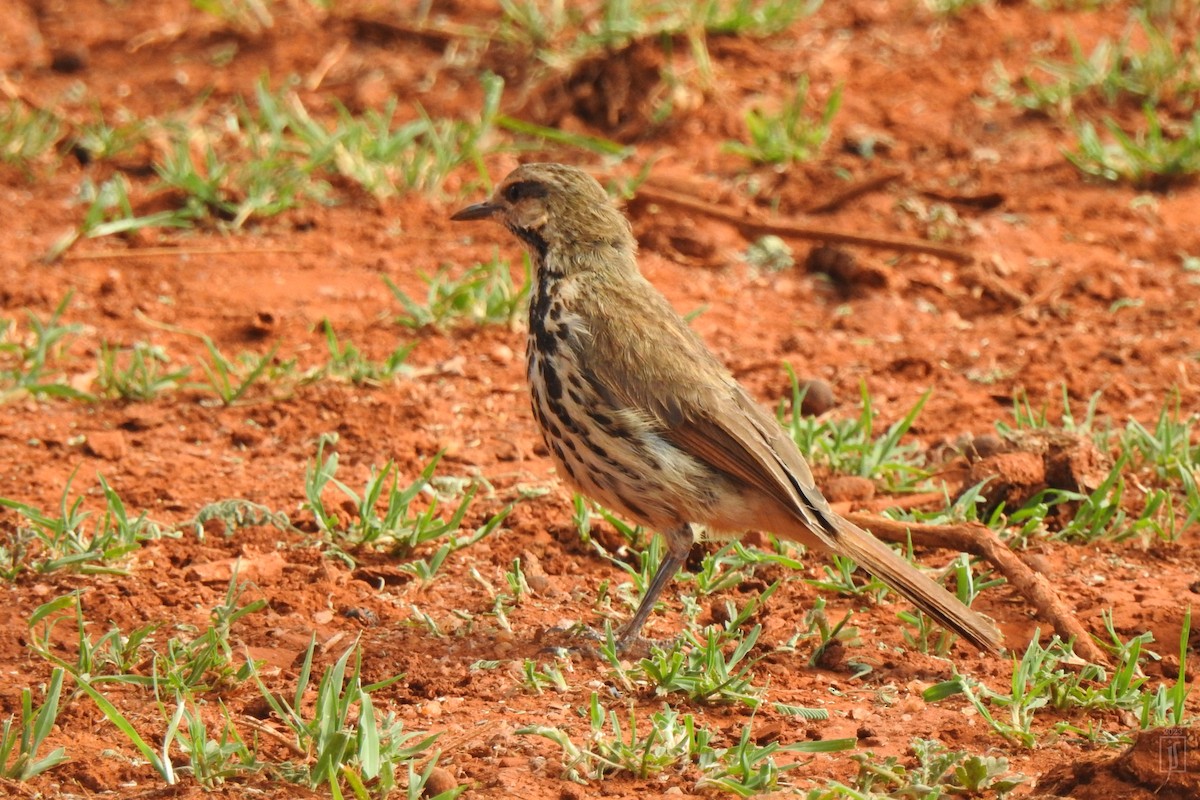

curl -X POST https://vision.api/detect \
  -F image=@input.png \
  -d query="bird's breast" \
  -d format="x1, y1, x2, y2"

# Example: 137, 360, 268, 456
524, 282, 721, 530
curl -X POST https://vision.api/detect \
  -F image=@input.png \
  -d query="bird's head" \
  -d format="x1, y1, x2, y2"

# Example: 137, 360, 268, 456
451, 163, 634, 262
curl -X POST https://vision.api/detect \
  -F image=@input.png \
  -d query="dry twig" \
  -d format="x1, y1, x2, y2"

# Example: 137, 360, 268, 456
635, 183, 977, 264
805, 170, 903, 214
846, 511, 1108, 664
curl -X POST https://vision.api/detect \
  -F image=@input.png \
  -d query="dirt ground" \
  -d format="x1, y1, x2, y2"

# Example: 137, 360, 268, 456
1, 0, 1198, 798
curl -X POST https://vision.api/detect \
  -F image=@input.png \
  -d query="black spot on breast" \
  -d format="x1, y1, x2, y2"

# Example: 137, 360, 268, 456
541, 361, 563, 401
554, 446, 578, 483
546, 395, 582, 435
568, 388, 585, 406
531, 278, 552, 319
530, 279, 560, 356
589, 410, 631, 440
615, 491, 649, 523
531, 321, 557, 357
542, 414, 563, 442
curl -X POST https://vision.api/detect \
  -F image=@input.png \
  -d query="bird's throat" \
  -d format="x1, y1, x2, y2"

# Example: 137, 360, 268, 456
507, 224, 549, 261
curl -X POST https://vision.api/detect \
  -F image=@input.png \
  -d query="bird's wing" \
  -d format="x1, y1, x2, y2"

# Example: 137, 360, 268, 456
662, 385, 844, 542
577, 284, 1003, 653
576, 279, 840, 542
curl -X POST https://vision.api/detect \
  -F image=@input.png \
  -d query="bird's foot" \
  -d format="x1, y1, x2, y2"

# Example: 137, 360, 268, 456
539, 622, 686, 661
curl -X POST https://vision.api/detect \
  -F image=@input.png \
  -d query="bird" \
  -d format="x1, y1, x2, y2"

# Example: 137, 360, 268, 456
451, 163, 1002, 656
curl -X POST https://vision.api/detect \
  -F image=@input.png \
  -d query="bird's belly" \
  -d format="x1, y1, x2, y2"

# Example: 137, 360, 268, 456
526, 348, 714, 531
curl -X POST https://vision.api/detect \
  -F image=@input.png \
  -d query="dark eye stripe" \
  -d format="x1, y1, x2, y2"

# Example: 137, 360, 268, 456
503, 180, 549, 203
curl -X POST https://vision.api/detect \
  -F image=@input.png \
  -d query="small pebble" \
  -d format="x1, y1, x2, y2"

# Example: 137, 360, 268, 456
84, 430, 127, 460
798, 379, 836, 416
50, 47, 88, 73
490, 344, 514, 364
423, 766, 457, 798
965, 433, 1005, 459
823, 475, 875, 504
519, 550, 551, 594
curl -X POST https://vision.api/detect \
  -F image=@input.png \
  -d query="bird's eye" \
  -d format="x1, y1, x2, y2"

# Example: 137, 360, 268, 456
503, 180, 548, 203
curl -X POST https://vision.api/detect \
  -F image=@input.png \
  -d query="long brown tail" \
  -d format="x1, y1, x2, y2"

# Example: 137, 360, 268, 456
823, 515, 1003, 653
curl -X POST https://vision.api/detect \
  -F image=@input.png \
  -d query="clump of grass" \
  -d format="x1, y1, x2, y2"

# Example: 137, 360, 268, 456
248, 637, 452, 796
193, 336, 284, 405
68, 116, 148, 163
987, 9, 1200, 187
993, 10, 1199, 117
311, 321, 415, 386
1066, 107, 1200, 189
724, 77, 842, 165
0, 668, 68, 781
522, 692, 853, 790
43, 75, 504, 259
178, 498, 293, 539
0, 292, 92, 401
699, 0, 824, 36
96, 341, 192, 400
387, 254, 531, 331
44, 174, 198, 262
26, 593, 158, 683
744, 235, 795, 270
498, 0, 822, 77
635, 625, 766, 706
810, 737, 1027, 798
899, 388, 1198, 544
267, 73, 503, 199
520, 658, 571, 694
926, 610, 1193, 748
0, 102, 63, 170
777, 370, 931, 492
0, 473, 166, 580
32, 581, 454, 794
302, 435, 511, 576
154, 123, 325, 230
898, 554, 1002, 655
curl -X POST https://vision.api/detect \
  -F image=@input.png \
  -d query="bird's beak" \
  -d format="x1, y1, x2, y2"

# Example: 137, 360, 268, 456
450, 201, 502, 222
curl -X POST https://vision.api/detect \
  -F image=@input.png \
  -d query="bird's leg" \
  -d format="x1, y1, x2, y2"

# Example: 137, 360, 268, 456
615, 523, 694, 655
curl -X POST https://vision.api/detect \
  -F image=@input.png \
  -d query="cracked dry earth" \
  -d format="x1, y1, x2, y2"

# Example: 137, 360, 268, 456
1, 1, 1199, 798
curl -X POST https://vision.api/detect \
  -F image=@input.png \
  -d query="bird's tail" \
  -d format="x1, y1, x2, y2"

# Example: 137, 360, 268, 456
821, 515, 1003, 654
